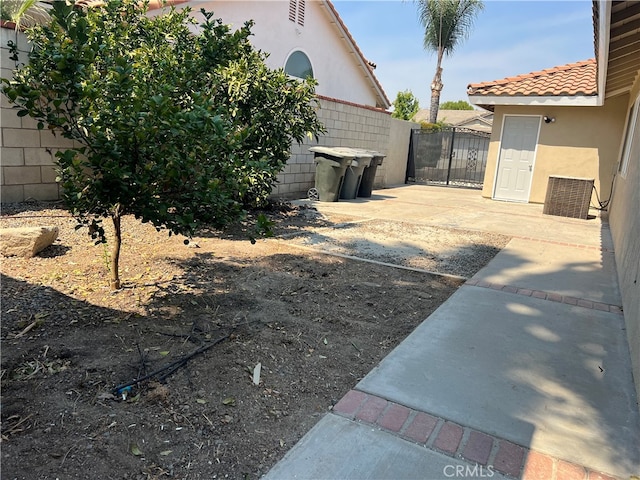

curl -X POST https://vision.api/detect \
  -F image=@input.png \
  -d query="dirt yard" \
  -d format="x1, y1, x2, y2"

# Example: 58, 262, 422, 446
1, 200, 510, 480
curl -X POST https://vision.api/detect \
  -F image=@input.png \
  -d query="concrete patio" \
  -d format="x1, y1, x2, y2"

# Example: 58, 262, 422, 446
264, 184, 639, 480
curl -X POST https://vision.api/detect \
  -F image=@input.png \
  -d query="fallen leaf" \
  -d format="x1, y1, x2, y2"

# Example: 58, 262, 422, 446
222, 397, 236, 406
160, 450, 172, 456
130, 443, 143, 456
196, 398, 207, 404
159, 351, 170, 356
323, 338, 328, 345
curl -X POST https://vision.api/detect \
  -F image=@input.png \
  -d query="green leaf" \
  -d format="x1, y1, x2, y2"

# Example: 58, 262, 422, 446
130, 443, 143, 456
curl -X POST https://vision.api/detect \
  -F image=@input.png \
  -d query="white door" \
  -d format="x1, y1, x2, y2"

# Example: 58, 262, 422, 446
493, 116, 540, 202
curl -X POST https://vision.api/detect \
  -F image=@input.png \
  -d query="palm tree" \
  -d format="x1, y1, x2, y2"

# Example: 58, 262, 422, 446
416, 0, 484, 123
0, 0, 50, 29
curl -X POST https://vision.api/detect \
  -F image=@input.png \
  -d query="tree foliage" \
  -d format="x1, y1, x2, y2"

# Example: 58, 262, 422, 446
391, 90, 420, 121
0, 0, 50, 28
440, 100, 474, 110
2, 0, 324, 289
415, 0, 483, 123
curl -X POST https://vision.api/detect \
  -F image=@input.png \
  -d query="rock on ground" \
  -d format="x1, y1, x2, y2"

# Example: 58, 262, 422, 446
0, 226, 59, 258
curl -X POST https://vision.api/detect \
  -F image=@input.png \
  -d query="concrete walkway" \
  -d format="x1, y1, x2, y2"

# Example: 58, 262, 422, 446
264, 185, 639, 480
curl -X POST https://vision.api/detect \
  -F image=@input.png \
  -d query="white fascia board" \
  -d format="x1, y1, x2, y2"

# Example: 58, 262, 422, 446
597, 0, 611, 106
468, 95, 600, 108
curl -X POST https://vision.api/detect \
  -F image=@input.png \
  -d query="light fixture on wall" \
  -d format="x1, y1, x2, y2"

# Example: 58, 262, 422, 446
544, 116, 556, 124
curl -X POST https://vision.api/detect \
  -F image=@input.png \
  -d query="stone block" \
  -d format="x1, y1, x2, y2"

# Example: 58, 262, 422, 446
24, 147, 54, 166
40, 165, 59, 183
0, 184, 24, 203
3, 128, 40, 148
0, 226, 59, 257
40, 130, 74, 148
21, 114, 41, 130
1, 147, 24, 166
1, 92, 14, 109
3, 166, 41, 184
24, 182, 59, 201
1, 107, 22, 128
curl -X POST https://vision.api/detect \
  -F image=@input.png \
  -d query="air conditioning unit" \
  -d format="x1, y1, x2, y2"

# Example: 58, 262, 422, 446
543, 176, 594, 219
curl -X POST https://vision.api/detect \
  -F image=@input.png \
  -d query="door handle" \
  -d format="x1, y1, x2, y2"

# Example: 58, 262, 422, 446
529, 165, 532, 172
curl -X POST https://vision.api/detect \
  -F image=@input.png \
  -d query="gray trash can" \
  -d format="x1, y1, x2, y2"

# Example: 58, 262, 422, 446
358, 152, 385, 198
340, 155, 372, 200
309, 147, 354, 202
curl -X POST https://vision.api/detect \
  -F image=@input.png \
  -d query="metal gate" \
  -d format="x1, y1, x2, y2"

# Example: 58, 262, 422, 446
406, 127, 490, 188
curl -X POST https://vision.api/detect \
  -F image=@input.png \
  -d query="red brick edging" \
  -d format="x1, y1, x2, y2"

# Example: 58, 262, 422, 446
464, 279, 623, 315
332, 390, 620, 480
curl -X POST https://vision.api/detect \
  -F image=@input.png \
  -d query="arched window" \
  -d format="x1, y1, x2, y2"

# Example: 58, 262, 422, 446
284, 51, 313, 79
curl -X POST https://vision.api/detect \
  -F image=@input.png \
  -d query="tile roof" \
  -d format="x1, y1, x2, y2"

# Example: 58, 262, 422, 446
467, 59, 598, 97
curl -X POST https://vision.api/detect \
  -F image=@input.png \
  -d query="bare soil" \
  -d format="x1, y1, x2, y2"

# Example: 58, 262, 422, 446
0, 201, 509, 480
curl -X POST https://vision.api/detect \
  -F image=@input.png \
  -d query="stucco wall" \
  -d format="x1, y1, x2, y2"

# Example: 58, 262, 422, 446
176, 1, 379, 108
386, 118, 418, 187
272, 97, 409, 199
608, 79, 640, 402
482, 98, 628, 205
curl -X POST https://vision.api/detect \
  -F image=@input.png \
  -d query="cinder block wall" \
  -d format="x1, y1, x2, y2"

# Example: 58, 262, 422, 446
1, 27, 71, 203
273, 96, 413, 200
1, 28, 413, 204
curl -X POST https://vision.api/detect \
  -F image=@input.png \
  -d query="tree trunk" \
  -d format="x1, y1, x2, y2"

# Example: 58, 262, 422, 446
429, 49, 445, 124
110, 208, 122, 290
429, 80, 442, 124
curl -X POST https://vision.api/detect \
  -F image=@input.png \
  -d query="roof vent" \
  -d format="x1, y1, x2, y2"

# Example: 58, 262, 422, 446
543, 176, 594, 220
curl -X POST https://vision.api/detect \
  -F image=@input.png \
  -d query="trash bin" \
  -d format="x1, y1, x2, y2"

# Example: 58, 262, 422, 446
358, 151, 385, 198
340, 154, 372, 200
308, 147, 354, 202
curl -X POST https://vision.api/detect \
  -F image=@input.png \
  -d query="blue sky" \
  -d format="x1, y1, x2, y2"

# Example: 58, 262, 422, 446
331, 1, 596, 109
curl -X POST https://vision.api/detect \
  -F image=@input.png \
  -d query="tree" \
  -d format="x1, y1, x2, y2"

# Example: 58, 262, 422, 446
2, 0, 324, 290
0, 0, 50, 28
440, 100, 474, 110
391, 90, 420, 120
415, 0, 483, 123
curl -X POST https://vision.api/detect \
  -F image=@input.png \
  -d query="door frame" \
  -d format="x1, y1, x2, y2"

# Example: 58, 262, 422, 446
492, 114, 542, 202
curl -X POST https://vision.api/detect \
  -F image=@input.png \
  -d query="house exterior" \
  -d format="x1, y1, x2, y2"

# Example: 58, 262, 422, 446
413, 109, 494, 133
1, 0, 415, 203
147, 0, 390, 110
468, 1, 640, 401
145, 1, 402, 200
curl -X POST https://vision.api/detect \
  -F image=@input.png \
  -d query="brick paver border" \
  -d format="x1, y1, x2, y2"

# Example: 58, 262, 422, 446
332, 389, 621, 480
464, 279, 623, 315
